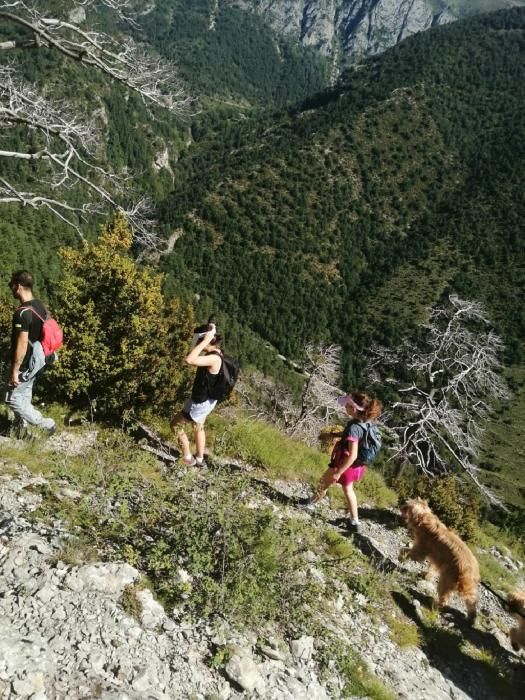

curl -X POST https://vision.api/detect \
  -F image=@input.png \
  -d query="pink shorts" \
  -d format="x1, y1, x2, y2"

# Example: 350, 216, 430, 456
336, 465, 366, 486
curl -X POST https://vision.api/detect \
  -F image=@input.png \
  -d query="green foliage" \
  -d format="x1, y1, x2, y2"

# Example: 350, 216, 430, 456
395, 472, 481, 540
133, 469, 324, 628
47, 213, 194, 416
318, 638, 396, 700
388, 613, 422, 648
141, 0, 329, 107
212, 414, 327, 482
28, 427, 323, 631
119, 584, 144, 622
161, 7, 525, 386
477, 366, 525, 509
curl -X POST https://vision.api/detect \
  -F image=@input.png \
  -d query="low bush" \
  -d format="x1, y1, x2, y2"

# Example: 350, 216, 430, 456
395, 472, 481, 540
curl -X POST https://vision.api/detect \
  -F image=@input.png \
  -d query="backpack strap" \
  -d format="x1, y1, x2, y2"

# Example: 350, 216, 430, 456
17, 305, 46, 323
206, 349, 223, 375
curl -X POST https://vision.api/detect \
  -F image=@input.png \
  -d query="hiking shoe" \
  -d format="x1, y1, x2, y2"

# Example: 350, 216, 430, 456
348, 519, 360, 532
181, 455, 197, 466
194, 457, 207, 468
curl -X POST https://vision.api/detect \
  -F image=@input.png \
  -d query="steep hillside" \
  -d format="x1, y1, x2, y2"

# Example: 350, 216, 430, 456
140, 0, 331, 106
160, 7, 525, 378
0, 421, 523, 698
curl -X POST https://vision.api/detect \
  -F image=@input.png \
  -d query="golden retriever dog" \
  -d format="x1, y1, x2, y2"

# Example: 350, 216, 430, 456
508, 590, 525, 652
399, 498, 480, 622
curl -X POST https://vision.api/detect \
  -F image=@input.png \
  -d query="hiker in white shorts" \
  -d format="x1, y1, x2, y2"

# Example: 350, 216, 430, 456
170, 322, 223, 467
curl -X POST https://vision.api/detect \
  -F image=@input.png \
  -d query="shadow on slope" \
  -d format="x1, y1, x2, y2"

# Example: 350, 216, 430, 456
392, 589, 525, 700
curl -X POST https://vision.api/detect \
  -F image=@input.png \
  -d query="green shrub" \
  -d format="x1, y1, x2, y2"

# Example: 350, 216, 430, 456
395, 472, 481, 540
48, 213, 194, 416
318, 637, 396, 700
388, 614, 422, 648
120, 584, 144, 621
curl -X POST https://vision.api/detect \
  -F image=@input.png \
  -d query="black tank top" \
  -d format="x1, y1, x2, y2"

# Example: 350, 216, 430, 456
191, 352, 222, 402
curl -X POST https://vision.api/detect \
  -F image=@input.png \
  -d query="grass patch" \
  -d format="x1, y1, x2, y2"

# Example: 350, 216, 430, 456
477, 365, 525, 509
119, 583, 144, 622
388, 613, 422, 648
48, 536, 98, 567
319, 637, 396, 700
23, 428, 326, 632
211, 412, 397, 508
212, 414, 327, 482
320, 529, 393, 604
474, 521, 524, 592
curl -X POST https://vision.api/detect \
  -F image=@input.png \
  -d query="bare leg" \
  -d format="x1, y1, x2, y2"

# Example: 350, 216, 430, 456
311, 469, 335, 503
170, 414, 193, 459
194, 423, 205, 460
342, 482, 358, 522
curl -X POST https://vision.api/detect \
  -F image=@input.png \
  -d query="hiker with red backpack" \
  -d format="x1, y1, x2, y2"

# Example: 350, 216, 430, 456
300, 391, 383, 530
5, 270, 63, 436
171, 318, 239, 467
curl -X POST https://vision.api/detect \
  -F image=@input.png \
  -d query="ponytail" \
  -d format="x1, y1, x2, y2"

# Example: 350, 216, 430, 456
352, 392, 383, 422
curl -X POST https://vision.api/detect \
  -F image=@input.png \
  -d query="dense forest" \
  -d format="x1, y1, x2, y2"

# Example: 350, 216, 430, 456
1, 4, 525, 381
139, 0, 330, 106
159, 7, 525, 383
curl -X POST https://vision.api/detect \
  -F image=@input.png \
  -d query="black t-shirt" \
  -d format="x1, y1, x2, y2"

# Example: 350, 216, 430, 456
191, 352, 222, 403
11, 298, 47, 371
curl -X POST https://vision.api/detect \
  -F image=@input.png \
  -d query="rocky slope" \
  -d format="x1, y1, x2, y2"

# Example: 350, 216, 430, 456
230, 1, 523, 63
0, 432, 524, 699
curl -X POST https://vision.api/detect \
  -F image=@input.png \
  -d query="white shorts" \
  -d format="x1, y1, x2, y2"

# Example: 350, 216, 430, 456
182, 398, 217, 425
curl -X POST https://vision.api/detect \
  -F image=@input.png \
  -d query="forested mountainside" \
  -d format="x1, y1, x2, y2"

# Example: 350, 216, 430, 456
140, 0, 331, 106
2, 4, 525, 380
142, 1, 525, 101
161, 6, 525, 381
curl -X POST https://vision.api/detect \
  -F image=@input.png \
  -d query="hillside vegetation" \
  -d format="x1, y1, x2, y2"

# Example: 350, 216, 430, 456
0, 415, 523, 698
161, 8, 525, 377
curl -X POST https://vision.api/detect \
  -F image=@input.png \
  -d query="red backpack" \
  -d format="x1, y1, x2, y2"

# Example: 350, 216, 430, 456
18, 306, 64, 356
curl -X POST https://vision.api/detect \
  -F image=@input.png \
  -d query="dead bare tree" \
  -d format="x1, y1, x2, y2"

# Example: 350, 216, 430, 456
289, 343, 343, 443
239, 343, 342, 444
366, 295, 509, 504
236, 370, 300, 433
0, 0, 192, 247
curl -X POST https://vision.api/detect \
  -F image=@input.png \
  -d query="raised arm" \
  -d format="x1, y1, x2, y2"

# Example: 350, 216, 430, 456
185, 326, 222, 371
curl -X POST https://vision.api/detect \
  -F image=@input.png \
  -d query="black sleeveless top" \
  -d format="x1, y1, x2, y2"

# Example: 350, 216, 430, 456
191, 352, 222, 403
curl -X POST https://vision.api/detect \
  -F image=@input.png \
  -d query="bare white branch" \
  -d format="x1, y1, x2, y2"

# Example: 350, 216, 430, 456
0, 1, 193, 248
237, 344, 342, 444
366, 295, 510, 505
0, 1, 192, 114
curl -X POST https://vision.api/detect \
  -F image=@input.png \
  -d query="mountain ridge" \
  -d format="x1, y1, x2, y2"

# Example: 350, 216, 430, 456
229, 0, 525, 67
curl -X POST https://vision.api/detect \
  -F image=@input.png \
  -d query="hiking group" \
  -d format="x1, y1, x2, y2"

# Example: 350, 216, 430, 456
3, 269, 382, 526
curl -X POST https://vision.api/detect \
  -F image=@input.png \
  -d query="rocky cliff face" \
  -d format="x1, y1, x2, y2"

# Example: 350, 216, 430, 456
230, 1, 472, 62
